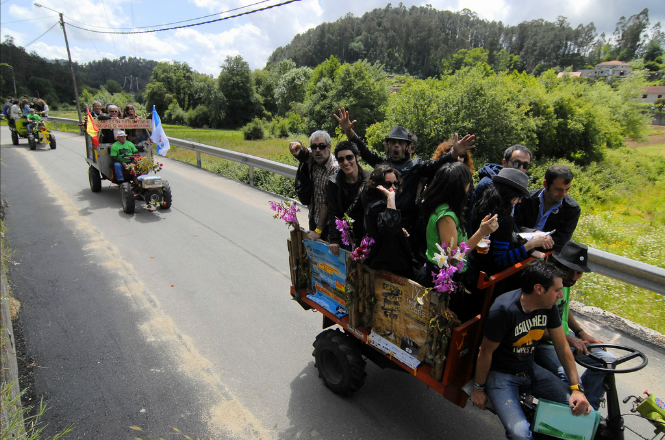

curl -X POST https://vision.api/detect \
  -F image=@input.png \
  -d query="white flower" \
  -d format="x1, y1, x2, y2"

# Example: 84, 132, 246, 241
433, 243, 449, 268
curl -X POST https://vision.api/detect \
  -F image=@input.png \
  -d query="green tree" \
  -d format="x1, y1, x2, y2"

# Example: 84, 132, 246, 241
275, 66, 312, 115
105, 79, 123, 94
149, 61, 195, 110
218, 55, 261, 128
144, 81, 173, 116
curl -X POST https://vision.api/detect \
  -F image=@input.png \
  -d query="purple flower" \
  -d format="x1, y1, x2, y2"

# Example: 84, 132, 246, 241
335, 217, 352, 246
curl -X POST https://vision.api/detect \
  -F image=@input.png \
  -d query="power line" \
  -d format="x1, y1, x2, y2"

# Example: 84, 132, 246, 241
24, 21, 59, 47
99, 0, 119, 58
2, 15, 53, 24
66, 0, 301, 35
62, 0, 275, 31
72, 0, 101, 58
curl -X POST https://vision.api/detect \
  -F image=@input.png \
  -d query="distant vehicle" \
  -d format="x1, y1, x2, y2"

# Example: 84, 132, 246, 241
10, 113, 56, 150
84, 118, 171, 214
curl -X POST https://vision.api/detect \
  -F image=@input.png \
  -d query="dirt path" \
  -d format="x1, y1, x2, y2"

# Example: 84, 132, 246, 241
626, 131, 665, 148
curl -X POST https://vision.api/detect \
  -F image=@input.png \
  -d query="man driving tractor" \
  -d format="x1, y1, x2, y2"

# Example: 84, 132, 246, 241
110, 130, 138, 183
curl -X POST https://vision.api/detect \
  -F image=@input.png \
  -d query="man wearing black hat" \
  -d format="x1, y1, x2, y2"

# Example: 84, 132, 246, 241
534, 241, 615, 410
334, 107, 475, 239
515, 165, 581, 252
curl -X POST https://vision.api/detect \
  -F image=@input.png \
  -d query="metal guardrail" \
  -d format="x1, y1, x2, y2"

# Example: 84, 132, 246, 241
43, 116, 665, 296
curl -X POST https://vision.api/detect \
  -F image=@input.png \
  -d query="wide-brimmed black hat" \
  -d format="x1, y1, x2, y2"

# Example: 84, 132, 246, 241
385, 126, 410, 142
491, 168, 529, 197
552, 241, 592, 273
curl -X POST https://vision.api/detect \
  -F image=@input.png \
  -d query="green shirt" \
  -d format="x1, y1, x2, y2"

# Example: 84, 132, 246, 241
425, 203, 467, 269
27, 114, 41, 122
110, 140, 138, 163
547, 286, 571, 345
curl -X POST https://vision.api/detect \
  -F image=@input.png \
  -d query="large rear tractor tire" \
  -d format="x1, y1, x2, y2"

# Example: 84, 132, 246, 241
88, 166, 102, 192
159, 181, 172, 210
28, 135, 36, 150
312, 329, 366, 396
49, 134, 56, 149
121, 182, 135, 214
11, 130, 19, 145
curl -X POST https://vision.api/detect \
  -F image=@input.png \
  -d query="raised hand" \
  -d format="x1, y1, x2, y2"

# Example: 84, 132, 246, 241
289, 141, 302, 157
452, 133, 476, 158
333, 107, 357, 136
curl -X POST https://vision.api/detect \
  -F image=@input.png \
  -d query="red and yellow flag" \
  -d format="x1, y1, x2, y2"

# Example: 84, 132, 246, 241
86, 106, 100, 147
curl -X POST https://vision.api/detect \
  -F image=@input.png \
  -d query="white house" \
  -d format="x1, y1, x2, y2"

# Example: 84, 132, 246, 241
640, 86, 665, 104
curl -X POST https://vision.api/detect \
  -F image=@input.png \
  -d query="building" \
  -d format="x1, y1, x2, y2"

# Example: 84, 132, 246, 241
640, 86, 665, 104
557, 60, 631, 80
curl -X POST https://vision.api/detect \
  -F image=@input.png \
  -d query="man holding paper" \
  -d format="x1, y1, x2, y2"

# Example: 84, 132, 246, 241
515, 165, 580, 252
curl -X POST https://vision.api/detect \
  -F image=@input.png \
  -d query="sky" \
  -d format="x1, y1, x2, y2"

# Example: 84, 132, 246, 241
1, 0, 664, 77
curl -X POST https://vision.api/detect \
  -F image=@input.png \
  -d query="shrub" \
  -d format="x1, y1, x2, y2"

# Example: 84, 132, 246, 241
242, 118, 266, 140
184, 105, 210, 128
165, 101, 186, 125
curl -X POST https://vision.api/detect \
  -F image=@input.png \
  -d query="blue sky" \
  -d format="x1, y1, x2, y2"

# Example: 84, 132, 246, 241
1, 0, 664, 76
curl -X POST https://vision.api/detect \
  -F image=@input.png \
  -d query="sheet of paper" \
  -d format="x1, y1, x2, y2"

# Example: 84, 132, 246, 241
367, 330, 421, 370
518, 229, 555, 240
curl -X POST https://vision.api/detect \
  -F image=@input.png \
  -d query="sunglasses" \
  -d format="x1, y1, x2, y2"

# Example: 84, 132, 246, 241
310, 143, 328, 151
508, 159, 530, 170
337, 154, 355, 163
383, 180, 399, 189
109, 110, 118, 113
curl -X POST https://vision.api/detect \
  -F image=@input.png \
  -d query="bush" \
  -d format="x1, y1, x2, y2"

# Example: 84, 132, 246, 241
185, 105, 210, 128
242, 118, 266, 140
165, 101, 186, 125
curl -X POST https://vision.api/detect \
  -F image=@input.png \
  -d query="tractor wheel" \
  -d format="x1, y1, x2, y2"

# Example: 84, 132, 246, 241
159, 181, 172, 209
88, 166, 102, 193
312, 329, 366, 396
121, 182, 135, 214
11, 130, 19, 145
49, 134, 56, 149
28, 135, 36, 150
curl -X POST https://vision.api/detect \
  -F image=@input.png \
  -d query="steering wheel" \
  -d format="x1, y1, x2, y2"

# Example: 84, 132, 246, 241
575, 343, 648, 374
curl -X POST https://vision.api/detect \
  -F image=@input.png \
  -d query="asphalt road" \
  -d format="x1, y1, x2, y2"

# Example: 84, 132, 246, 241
1, 126, 664, 440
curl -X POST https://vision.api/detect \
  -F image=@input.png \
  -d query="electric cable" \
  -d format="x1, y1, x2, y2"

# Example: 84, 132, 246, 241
65, 0, 300, 34
61, 0, 275, 30
2, 16, 53, 24
99, 0, 119, 57
24, 21, 59, 47
72, 0, 101, 58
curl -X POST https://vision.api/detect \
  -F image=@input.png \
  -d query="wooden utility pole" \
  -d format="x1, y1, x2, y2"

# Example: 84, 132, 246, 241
34, 3, 83, 128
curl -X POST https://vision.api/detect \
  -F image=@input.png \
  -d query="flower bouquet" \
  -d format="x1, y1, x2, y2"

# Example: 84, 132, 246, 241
271, 200, 307, 289
127, 155, 163, 177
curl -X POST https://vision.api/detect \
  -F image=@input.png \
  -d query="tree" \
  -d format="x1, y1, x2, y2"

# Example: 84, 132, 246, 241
144, 81, 173, 116
613, 8, 650, 60
105, 79, 123, 94
275, 66, 311, 115
218, 55, 261, 128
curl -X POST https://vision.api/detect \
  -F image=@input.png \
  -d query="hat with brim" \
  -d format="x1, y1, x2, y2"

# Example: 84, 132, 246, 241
385, 126, 410, 143
552, 241, 592, 273
117, 130, 127, 137
491, 167, 529, 198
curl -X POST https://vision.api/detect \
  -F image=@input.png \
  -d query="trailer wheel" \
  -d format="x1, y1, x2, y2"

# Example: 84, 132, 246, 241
11, 130, 19, 145
89, 166, 102, 192
312, 329, 366, 396
29, 135, 36, 150
49, 134, 56, 149
121, 182, 135, 214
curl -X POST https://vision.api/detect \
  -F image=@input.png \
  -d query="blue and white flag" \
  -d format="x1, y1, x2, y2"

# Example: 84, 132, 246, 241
150, 105, 170, 156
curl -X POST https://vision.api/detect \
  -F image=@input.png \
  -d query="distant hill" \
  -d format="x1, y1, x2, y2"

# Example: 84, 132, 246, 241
267, 4, 646, 78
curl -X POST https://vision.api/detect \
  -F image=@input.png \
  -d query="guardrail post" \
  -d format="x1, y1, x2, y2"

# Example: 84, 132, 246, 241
249, 165, 254, 186
53, 121, 58, 130
196, 151, 201, 168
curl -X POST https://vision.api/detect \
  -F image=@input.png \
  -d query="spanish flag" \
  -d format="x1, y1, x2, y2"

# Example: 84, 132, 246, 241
85, 105, 100, 147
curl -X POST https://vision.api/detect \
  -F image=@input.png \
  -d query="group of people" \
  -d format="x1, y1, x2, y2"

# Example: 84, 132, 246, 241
292, 108, 610, 439
89, 100, 148, 145
4, 96, 49, 130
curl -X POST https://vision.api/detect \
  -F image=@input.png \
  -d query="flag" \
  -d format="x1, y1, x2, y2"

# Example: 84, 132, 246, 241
85, 105, 100, 147
150, 105, 170, 157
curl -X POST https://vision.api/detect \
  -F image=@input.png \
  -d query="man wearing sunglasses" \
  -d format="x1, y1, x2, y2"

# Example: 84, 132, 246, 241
289, 131, 338, 241
470, 144, 534, 225
515, 165, 580, 252
334, 108, 475, 242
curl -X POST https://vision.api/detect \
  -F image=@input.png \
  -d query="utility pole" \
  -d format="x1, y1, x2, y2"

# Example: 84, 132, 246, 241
34, 3, 83, 128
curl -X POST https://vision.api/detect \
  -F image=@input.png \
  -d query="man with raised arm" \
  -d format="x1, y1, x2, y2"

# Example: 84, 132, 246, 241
289, 131, 338, 242
471, 260, 590, 440
334, 107, 475, 239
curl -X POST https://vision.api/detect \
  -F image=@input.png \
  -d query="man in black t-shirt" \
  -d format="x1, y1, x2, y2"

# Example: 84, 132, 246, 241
470, 260, 590, 440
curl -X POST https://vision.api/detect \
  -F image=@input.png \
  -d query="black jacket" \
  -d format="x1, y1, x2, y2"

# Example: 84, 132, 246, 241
514, 189, 581, 252
362, 192, 414, 279
327, 167, 370, 248
350, 134, 454, 233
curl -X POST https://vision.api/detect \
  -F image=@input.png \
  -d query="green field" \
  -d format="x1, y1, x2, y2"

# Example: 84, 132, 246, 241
7, 114, 665, 333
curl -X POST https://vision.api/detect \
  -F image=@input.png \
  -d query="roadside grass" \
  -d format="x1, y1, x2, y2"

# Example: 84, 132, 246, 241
636, 143, 665, 156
